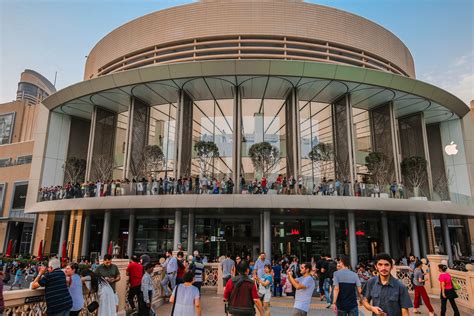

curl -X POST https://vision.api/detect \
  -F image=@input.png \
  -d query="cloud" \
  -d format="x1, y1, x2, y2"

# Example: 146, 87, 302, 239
419, 53, 474, 105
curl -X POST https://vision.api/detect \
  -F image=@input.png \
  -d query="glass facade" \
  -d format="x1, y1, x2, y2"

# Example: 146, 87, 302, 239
148, 103, 177, 178
299, 102, 334, 191
0, 112, 15, 145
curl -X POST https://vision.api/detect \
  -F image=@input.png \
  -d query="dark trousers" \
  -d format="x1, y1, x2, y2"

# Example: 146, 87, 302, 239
273, 278, 281, 297
318, 276, 325, 296
441, 291, 460, 316
223, 276, 231, 287
70, 310, 81, 316
194, 281, 202, 293
128, 285, 141, 309
138, 290, 153, 316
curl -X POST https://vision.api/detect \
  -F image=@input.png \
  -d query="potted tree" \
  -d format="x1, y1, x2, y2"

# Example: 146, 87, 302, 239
130, 145, 165, 179
308, 142, 333, 180
194, 140, 219, 177
365, 151, 393, 198
63, 157, 87, 184
401, 156, 428, 198
248, 141, 280, 179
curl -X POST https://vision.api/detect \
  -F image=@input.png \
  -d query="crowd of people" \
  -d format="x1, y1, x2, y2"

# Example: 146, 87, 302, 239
0, 250, 462, 316
38, 174, 407, 201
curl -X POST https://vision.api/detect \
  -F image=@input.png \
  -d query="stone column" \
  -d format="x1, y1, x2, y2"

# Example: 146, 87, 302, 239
101, 211, 111, 257
58, 213, 70, 259
232, 86, 242, 193
85, 106, 117, 181
381, 212, 390, 254
417, 213, 428, 258
441, 215, 453, 265
81, 214, 91, 257
124, 97, 150, 179
284, 88, 300, 180
410, 213, 421, 258
187, 210, 195, 253
176, 91, 194, 178
127, 213, 136, 257
263, 210, 271, 259
329, 213, 336, 258
347, 211, 357, 268
173, 210, 182, 251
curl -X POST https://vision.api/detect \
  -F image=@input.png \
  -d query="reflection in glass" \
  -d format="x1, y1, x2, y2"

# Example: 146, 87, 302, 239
191, 99, 233, 179
241, 99, 287, 182
113, 111, 128, 178
148, 103, 177, 178
352, 107, 372, 179
299, 101, 334, 191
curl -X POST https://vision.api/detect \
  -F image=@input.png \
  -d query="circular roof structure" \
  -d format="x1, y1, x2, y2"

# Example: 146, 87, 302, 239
84, 0, 415, 79
45, 60, 470, 125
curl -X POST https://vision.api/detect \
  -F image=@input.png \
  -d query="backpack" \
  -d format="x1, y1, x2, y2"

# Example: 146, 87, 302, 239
327, 260, 337, 279
228, 276, 256, 315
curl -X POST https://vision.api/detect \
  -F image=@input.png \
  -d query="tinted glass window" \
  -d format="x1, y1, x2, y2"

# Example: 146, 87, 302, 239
12, 183, 28, 210
0, 113, 15, 144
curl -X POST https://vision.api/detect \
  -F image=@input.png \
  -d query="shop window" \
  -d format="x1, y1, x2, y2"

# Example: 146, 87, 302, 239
11, 182, 28, 210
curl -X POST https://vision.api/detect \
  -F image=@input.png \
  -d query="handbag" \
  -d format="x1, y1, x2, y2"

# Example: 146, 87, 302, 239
452, 277, 462, 291
87, 301, 99, 313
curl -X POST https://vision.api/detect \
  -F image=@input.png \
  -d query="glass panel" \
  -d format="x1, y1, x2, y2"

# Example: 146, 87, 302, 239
12, 183, 28, 210
113, 112, 128, 178
0, 113, 15, 144
355, 212, 382, 261
191, 99, 233, 179
333, 97, 351, 182
352, 108, 372, 179
241, 98, 287, 184
299, 101, 334, 192
148, 103, 177, 178
135, 216, 174, 258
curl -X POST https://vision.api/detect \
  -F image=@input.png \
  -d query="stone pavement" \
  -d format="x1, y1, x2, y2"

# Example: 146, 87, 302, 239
155, 289, 470, 315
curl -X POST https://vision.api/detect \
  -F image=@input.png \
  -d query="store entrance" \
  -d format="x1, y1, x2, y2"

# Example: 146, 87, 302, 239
272, 217, 329, 262
195, 217, 260, 261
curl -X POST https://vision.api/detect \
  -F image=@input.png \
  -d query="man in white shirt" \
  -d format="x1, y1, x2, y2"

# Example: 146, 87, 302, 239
140, 263, 155, 315
160, 250, 178, 296
287, 262, 316, 316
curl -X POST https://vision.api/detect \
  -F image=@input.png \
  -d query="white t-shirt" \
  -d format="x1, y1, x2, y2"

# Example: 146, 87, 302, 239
294, 275, 315, 312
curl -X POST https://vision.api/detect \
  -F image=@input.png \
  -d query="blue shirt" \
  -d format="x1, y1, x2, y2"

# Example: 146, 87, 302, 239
294, 275, 315, 312
69, 274, 84, 311
262, 273, 273, 288
272, 264, 282, 279
255, 258, 270, 278
363, 276, 413, 316
333, 269, 361, 311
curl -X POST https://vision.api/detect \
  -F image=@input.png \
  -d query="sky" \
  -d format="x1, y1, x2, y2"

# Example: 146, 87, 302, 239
0, 0, 472, 105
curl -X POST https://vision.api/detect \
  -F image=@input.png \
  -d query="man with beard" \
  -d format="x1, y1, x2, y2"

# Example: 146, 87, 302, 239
362, 253, 412, 316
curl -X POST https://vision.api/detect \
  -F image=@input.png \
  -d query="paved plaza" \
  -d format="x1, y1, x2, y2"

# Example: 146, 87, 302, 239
155, 289, 467, 315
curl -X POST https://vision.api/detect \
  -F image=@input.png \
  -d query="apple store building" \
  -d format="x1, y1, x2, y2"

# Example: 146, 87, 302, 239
24, 0, 473, 267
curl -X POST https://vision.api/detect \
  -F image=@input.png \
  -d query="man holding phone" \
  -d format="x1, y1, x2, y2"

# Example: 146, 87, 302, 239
287, 262, 315, 316
362, 253, 412, 316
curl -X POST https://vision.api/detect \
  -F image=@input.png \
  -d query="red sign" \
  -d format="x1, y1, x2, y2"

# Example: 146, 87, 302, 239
290, 229, 300, 235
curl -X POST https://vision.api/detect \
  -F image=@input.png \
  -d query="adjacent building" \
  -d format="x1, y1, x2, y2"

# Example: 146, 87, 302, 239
0, 69, 56, 255
25, 0, 473, 267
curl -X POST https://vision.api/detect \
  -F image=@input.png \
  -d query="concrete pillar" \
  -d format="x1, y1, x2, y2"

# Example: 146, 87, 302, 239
260, 212, 264, 252
263, 210, 271, 260
441, 215, 453, 265
101, 211, 111, 257
81, 214, 91, 257
232, 86, 242, 193
285, 88, 300, 179
124, 97, 150, 179
381, 212, 390, 254
417, 213, 428, 258
58, 213, 70, 259
173, 210, 182, 251
329, 213, 336, 258
347, 211, 357, 268
127, 213, 135, 257
187, 210, 195, 253
176, 91, 194, 178
409, 213, 421, 258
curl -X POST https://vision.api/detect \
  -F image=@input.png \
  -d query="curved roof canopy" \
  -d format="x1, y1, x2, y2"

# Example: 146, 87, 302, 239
43, 60, 470, 124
